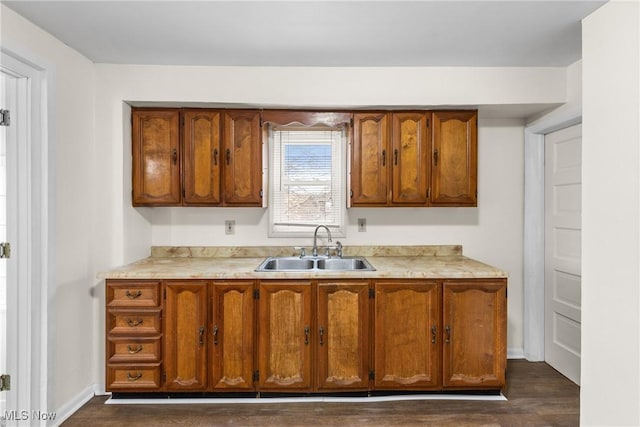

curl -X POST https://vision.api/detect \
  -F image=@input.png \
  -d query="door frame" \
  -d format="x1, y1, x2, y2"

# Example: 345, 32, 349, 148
0, 50, 49, 419
523, 107, 581, 361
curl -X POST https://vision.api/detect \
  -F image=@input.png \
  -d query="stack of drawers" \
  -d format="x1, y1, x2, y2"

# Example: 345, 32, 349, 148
106, 280, 162, 391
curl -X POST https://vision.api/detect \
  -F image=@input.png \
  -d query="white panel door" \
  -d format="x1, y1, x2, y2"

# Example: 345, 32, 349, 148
545, 124, 582, 384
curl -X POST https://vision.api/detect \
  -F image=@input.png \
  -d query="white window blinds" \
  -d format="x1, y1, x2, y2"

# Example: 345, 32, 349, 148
269, 125, 346, 235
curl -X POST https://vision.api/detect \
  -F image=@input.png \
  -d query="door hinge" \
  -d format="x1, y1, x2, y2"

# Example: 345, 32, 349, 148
369, 288, 375, 299
0, 374, 11, 391
0, 242, 10, 259
0, 109, 10, 127
368, 371, 375, 381
253, 289, 260, 300
253, 370, 259, 382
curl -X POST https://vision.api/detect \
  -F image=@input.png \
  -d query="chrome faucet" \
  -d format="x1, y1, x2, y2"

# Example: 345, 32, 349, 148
312, 225, 332, 257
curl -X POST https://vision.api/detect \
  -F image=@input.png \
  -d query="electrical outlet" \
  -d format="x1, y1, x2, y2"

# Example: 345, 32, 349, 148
225, 220, 236, 235
358, 218, 367, 232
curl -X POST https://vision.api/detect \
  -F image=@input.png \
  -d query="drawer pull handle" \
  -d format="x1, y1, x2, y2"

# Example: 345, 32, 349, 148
319, 326, 324, 346
126, 290, 142, 299
304, 326, 309, 345
445, 325, 451, 344
127, 372, 143, 381
431, 325, 437, 344
394, 149, 399, 165
213, 148, 218, 165
172, 148, 178, 165
213, 325, 219, 345
226, 148, 231, 165
127, 318, 143, 327
199, 326, 205, 346
127, 344, 143, 354
382, 149, 386, 166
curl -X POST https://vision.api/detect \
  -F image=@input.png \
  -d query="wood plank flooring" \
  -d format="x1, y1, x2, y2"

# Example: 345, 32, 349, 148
62, 360, 579, 426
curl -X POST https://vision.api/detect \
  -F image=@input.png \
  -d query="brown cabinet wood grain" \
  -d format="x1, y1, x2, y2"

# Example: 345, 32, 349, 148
132, 109, 181, 206
431, 110, 478, 206
106, 279, 163, 392
163, 281, 208, 391
257, 281, 313, 391
223, 110, 263, 206
442, 279, 507, 388
351, 113, 389, 206
351, 112, 432, 206
210, 281, 255, 391
132, 108, 262, 207
183, 109, 222, 205
316, 281, 370, 391
373, 281, 441, 389
391, 112, 431, 205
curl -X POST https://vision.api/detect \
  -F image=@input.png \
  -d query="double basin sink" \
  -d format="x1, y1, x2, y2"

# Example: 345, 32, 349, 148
256, 256, 375, 272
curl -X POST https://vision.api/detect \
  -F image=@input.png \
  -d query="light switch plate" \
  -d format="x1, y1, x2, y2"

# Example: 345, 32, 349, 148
358, 218, 367, 232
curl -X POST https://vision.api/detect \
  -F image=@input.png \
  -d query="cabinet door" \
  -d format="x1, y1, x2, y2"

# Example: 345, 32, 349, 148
351, 113, 389, 205
183, 110, 222, 205
164, 281, 208, 391
210, 281, 255, 391
431, 111, 477, 206
442, 280, 506, 388
223, 110, 263, 206
391, 112, 430, 205
374, 281, 440, 389
257, 281, 312, 391
316, 281, 370, 391
132, 109, 181, 206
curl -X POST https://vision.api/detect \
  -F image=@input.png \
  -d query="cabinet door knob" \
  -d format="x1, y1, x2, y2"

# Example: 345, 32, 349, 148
304, 326, 310, 345
226, 149, 231, 165
172, 148, 178, 165
445, 325, 451, 344
431, 325, 437, 344
127, 344, 143, 354
213, 325, 219, 345
394, 149, 399, 165
126, 290, 142, 299
127, 318, 143, 327
127, 372, 143, 381
213, 148, 218, 166
319, 326, 324, 346
382, 149, 386, 166
434, 149, 439, 166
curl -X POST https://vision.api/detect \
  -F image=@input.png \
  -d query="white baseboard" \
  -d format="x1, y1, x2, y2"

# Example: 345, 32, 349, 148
508, 347, 525, 359
51, 383, 99, 427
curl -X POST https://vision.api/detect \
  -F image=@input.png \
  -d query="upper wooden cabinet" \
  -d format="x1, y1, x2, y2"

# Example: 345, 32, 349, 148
132, 109, 181, 205
391, 112, 430, 205
183, 110, 222, 205
431, 111, 478, 206
351, 111, 432, 207
351, 113, 389, 205
132, 108, 263, 207
223, 110, 263, 206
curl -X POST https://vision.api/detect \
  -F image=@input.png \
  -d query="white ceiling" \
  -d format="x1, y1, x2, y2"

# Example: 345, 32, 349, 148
3, 0, 606, 67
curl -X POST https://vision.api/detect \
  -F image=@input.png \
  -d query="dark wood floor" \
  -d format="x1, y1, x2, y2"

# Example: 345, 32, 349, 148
62, 360, 579, 426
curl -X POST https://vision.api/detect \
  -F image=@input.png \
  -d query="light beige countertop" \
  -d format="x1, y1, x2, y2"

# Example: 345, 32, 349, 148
98, 245, 508, 280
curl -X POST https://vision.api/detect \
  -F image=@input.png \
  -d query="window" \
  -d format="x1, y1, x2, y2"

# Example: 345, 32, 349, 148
268, 124, 346, 237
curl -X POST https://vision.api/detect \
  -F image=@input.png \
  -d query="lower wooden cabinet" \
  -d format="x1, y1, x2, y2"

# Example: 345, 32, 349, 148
105, 277, 506, 394
373, 281, 441, 389
442, 280, 507, 389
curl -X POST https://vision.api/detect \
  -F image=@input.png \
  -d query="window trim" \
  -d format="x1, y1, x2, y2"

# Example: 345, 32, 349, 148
265, 114, 350, 238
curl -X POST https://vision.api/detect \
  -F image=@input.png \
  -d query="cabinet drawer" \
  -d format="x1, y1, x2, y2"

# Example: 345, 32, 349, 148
107, 309, 161, 335
107, 363, 162, 391
107, 336, 161, 363
107, 281, 160, 307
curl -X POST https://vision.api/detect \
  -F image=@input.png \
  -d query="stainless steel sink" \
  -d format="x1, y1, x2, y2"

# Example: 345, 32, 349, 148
256, 256, 375, 272
316, 257, 374, 270
256, 257, 315, 271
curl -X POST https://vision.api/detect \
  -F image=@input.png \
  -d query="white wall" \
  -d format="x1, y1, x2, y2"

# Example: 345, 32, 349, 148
0, 4, 97, 414
581, 1, 640, 425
